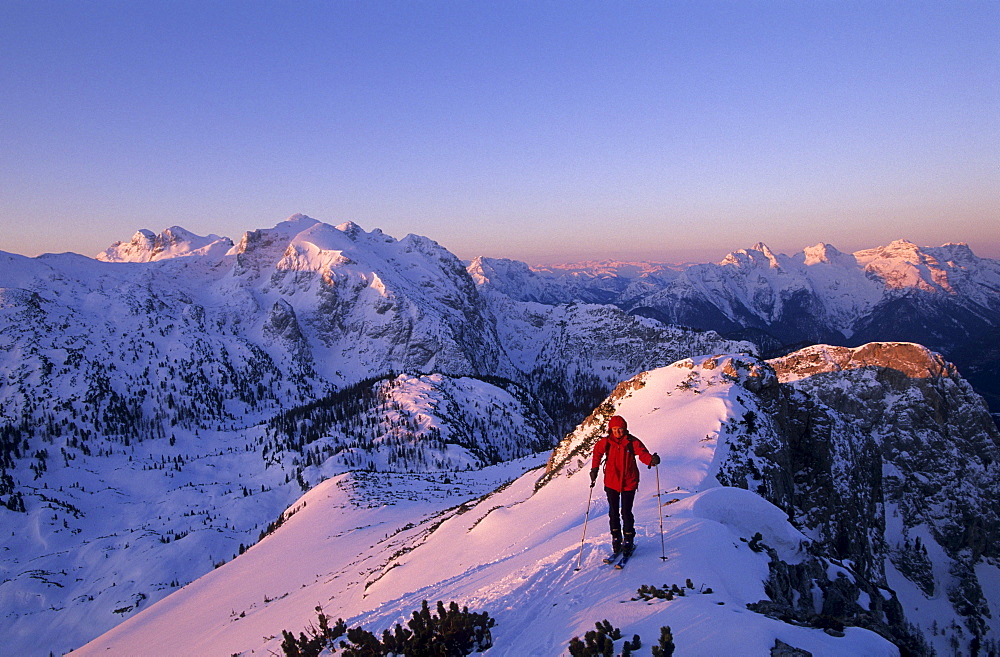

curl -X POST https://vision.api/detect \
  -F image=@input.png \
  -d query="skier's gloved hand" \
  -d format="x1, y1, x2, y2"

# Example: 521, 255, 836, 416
589, 467, 599, 487
650, 453, 661, 467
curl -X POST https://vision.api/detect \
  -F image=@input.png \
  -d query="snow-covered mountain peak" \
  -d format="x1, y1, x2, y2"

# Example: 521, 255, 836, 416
232, 214, 322, 249
467, 257, 549, 299
720, 242, 782, 270
855, 238, 921, 260
230, 216, 358, 277
399, 231, 449, 257
801, 242, 853, 267
114, 228, 156, 258
332, 219, 364, 239
753, 241, 779, 263
466, 255, 499, 286
97, 226, 233, 263
279, 212, 322, 231
231, 218, 453, 282
854, 240, 962, 292
934, 241, 976, 264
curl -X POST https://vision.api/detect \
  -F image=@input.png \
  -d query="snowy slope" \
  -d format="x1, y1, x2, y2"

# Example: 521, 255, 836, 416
0, 372, 553, 657
74, 356, 900, 657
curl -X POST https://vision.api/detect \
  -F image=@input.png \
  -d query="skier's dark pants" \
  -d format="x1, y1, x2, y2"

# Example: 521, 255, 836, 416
605, 487, 636, 541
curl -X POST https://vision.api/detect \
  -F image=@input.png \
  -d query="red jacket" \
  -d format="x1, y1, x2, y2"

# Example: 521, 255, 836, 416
592, 433, 654, 492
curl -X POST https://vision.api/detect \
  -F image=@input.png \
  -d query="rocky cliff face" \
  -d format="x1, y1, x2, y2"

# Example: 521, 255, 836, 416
653, 354, 925, 651
718, 345, 999, 654
769, 343, 1000, 654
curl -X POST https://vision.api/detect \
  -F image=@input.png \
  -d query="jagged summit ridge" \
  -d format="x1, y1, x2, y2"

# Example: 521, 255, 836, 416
721, 241, 782, 269
801, 242, 852, 266
97, 226, 233, 262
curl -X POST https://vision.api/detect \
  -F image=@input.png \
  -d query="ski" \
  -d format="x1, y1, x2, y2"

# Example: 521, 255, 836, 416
602, 550, 622, 565
614, 546, 635, 569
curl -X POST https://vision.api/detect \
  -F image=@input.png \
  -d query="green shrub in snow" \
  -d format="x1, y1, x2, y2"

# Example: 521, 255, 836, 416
280, 600, 494, 656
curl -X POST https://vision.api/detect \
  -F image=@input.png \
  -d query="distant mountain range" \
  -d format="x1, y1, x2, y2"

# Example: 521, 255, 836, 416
472, 239, 1000, 417
1, 215, 998, 655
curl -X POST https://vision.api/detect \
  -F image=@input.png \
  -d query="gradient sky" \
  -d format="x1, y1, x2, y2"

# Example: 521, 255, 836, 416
1, 1, 997, 265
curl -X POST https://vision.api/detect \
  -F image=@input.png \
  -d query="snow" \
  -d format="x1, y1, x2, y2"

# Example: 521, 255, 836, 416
977, 562, 1000, 633
5, 219, 999, 655
96, 226, 233, 263
485, 239, 1000, 341
72, 355, 898, 657
883, 500, 964, 657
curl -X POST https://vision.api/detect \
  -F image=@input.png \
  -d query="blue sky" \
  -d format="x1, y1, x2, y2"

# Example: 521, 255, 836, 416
1, 1, 997, 264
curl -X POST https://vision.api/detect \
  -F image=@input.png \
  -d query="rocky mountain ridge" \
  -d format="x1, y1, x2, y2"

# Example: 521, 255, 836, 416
770, 343, 1000, 653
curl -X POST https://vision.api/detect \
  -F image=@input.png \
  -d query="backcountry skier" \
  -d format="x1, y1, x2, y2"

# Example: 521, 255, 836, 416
590, 415, 660, 555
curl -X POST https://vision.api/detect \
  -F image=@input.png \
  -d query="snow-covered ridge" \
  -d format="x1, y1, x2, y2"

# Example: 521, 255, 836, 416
73, 353, 906, 657
853, 239, 982, 293
97, 226, 233, 262
473, 239, 1000, 345
541, 353, 774, 486
76, 343, 1000, 656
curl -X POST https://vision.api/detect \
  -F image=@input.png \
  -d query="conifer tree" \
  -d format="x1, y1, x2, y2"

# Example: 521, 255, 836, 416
651, 626, 675, 657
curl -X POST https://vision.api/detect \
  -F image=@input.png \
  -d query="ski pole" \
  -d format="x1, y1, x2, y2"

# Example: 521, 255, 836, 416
655, 463, 667, 561
575, 481, 595, 571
